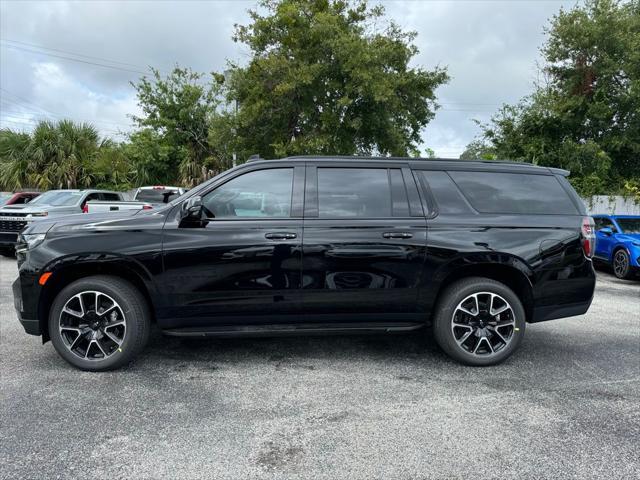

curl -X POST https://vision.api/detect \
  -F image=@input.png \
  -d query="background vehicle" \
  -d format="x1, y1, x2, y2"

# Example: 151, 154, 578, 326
84, 200, 153, 214
0, 191, 40, 206
0, 189, 123, 256
82, 186, 185, 214
134, 186, 185, 205
593, 215, 640, 279
12, 157, 596, 371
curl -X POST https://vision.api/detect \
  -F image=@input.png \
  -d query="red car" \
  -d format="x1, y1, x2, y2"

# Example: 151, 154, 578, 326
0, 192, 40, 206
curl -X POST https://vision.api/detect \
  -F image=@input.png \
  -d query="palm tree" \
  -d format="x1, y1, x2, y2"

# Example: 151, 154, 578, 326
0, 120, 103, 190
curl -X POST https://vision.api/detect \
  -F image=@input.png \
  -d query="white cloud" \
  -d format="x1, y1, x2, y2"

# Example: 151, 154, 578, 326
0, 0, 580, 156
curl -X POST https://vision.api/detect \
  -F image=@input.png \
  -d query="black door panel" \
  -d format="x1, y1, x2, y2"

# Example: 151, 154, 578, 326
159, 165, 304, 329
301, 164, 427, 317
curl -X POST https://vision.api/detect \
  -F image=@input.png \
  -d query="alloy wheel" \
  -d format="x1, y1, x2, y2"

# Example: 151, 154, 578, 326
58, 291, 126, 361
613, 251, 629, 278
451, 292, 516, 356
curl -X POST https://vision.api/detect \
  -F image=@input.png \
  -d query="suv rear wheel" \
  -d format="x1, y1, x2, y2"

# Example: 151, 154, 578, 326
48, 275, 150, 371
433, 277, 526, 366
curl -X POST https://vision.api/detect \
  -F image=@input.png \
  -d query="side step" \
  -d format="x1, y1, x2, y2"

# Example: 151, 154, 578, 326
162, 322, 424, 338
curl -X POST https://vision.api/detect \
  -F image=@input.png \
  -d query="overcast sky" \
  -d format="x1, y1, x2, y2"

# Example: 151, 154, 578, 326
0, 0, 579, 158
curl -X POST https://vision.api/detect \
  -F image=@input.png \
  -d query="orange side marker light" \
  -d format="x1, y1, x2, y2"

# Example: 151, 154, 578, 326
38, 272, 52, 285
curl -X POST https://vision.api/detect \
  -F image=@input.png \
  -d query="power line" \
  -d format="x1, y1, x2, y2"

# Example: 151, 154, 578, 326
0, 90, 134, 128
1, 42, 149, 76
1, 38, 151, 70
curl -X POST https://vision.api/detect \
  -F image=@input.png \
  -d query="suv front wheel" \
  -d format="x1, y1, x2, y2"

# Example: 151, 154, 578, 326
433, 277, 526, 366
48, 275, 150, 371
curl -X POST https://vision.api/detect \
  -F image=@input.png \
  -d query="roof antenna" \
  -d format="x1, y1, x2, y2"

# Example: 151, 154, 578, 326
248, 154, 261, 162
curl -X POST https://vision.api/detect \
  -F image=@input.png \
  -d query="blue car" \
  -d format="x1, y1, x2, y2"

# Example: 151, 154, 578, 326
592, 215, 640, 279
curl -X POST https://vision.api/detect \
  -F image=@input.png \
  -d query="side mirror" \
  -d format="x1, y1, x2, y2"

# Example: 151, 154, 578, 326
599, 227, 613, 236
180, 195, 203, 220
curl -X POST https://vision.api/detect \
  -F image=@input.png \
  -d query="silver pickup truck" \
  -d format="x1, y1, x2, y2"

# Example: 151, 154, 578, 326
84, 186, 185, 214
0, 189, 124, 256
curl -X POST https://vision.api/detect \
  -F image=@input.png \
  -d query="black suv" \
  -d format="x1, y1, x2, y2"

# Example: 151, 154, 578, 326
12, 157, 596, 371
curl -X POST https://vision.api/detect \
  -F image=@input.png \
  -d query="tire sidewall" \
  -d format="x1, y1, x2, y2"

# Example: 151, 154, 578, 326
48, 277, 148, 371
434, 278, 526, 366
613, 250, 630, 279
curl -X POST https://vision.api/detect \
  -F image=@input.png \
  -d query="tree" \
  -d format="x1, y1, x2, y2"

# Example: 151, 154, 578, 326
459, 139, 496, 160
217, 0, 449, 159
0, 120, 134, 191
130, 67, 224, 186
463, 0, 640, 196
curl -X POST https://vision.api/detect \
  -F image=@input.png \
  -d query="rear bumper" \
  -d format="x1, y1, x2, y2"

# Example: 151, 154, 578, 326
530, 261, 596, 323
12, 276, 42, 336
531, 299, 593, 323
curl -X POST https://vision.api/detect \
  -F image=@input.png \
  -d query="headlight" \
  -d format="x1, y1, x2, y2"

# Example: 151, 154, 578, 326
16, 233, 47, 253
27, 212, 48, 218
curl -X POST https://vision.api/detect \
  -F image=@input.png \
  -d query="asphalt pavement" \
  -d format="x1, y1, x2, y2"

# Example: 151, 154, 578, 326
1, 256, 639, 479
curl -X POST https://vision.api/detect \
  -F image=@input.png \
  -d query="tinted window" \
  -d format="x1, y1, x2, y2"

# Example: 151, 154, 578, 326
135, 188, 181, 203
449, 171, 578, 215
418, 171, 473, 215
595, 217, 617, 232
101, 193, 121, 202
203, 168, 293, 218
318, 168, 391, 218
389, 169, 410, 217
616, 218, 640, 234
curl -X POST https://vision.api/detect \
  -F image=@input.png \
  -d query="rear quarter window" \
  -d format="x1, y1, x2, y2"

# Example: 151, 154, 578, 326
448, 171, 579, 215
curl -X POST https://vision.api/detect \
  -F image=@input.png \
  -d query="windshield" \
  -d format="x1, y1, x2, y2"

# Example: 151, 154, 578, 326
0, 194, 11, 205
616, 218, 640, 234
135, 188, 181, 204
29, 191, 82, 206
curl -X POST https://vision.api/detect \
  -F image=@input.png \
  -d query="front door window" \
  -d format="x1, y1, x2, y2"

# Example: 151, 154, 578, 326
202, 168, 294, 218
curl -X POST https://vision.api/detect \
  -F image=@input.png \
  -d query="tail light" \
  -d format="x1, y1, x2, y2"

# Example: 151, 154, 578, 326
581, 216, 596, 258
142, 204, 152, 210
82, 204, 88, 213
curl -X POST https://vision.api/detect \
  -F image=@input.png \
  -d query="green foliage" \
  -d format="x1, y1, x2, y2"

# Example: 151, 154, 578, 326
623, 179, 640, 202
463, 0, 640, 196
130, 67, 224, 186
0, 120, 131, 190
218, 0, 448, 159
459, 139, 496, 160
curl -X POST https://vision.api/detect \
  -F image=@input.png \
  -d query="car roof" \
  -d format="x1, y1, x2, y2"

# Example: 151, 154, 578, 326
246, 155, 569, 176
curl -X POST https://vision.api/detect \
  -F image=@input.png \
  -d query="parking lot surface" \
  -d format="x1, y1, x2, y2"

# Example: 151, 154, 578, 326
1, 256, 639, 479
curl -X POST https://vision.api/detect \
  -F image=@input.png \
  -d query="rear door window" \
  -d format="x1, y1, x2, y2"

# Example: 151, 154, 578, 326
317, 168, 391, 218
448, 171, 578, 215
417, 171, 473, 215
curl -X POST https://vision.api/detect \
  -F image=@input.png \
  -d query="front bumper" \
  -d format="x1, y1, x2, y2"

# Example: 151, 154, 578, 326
0, 231, 18, 247
12, 276, 42, 336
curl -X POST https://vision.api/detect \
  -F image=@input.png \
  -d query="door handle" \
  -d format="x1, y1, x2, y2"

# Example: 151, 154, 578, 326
382, 232, 413, 239
265, 232, 297, 240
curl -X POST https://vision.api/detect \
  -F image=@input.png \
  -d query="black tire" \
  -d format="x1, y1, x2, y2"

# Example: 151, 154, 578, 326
432, 277, 526, 366
612, 249, 633, 280
0, 247, 15, 258
48, 275, 150, 371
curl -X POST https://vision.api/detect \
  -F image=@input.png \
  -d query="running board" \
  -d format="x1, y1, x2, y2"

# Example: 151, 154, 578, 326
161, 322, 424, 338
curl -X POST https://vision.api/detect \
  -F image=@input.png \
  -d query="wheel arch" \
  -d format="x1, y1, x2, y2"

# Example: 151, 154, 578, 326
427, 259, 535, 324
37, 257, 156, 342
